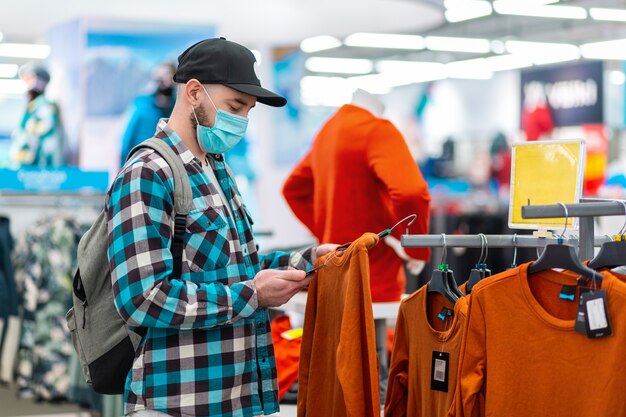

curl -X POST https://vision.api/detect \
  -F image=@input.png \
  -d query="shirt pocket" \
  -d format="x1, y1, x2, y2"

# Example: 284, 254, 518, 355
184, 207, 231, 273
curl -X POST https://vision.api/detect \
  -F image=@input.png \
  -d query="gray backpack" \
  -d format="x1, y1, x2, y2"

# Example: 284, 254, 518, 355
66, 138, 192, 394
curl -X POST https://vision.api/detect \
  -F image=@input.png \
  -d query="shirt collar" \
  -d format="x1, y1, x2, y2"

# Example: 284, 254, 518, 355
156, 118, 198, 165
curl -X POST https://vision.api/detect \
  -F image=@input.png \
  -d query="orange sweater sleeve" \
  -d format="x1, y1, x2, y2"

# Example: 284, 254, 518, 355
454, 294, 486, 417
282, 151, 316, 236
297, 280, 318, 417
365, 121, 431, 261
384, 304, 409, 417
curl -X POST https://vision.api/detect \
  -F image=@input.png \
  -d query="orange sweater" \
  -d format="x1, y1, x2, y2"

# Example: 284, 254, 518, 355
283, 104, 431, 302
452, 263, 626, 417
385, 287, 469, 417
297, 233, 380, 417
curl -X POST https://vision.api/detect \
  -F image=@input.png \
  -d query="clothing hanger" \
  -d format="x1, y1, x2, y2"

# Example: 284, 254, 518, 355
308, 214, 420, 275
588, 201, 626, 270
527, 203, 602, 282
336, 214, 418, 252
428, 234, 460, 304
466, 234, 491, 294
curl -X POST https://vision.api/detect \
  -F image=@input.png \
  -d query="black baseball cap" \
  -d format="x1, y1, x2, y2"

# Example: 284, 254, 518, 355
174, 37, 287, 107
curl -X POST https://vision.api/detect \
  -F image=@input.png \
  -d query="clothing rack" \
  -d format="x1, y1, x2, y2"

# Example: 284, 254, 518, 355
0, 192, 106, 209
521, 201, 626, 261
401, 234, 610, 249
402, 201, 626, 262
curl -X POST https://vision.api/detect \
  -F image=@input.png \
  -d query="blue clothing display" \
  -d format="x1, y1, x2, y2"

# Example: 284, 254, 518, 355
119, 94, 174, 164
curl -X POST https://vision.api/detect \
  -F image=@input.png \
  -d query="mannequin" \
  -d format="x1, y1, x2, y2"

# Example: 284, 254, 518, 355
350, 88, 426, 276
351, 88, 385, 118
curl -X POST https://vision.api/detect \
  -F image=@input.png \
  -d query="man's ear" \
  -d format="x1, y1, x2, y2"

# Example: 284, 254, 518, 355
185, 79, 203, 107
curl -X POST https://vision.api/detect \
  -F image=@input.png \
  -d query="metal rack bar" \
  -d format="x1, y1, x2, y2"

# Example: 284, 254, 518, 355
521, 202, 626, 219
521, 201, 626, 260
401, 234, 611, 249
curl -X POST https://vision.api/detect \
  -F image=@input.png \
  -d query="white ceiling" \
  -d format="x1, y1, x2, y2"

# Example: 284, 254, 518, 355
0, 0, 444, 48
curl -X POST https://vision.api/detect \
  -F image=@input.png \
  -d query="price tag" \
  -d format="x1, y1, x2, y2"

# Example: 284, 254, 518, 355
582, 290, 612, 339
431, 351, 450, 392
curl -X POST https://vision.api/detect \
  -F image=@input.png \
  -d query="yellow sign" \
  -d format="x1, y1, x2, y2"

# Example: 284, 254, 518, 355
509, 140, 585, 230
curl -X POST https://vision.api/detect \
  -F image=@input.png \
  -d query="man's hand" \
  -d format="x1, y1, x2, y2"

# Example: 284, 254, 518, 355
253, 269, 311, 308
313, 243, 340, 263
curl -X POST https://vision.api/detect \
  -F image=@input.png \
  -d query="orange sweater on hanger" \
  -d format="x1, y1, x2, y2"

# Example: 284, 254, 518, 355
451, 263, 626, 417
385, 287, 469, 417
283, 104, 431, 302
297, 233, 380, 417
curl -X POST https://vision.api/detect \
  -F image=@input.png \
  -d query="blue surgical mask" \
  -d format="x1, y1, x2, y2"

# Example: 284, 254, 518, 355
192, 87, 248, 154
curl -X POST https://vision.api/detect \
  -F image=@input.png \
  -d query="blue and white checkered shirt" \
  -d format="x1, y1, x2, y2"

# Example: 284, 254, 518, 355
106, 119, 314, 417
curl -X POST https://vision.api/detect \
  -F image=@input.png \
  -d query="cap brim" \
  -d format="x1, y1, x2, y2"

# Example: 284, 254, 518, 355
225, 83, 287, 107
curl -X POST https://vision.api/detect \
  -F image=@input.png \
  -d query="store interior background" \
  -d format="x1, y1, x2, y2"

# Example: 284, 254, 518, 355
1, 2, 626, 414
1, 0, 626, 249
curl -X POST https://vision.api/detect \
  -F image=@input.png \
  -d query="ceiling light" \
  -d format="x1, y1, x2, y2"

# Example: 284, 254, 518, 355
0, 79, 26, 95
300, 36, 342, 53
445, 58, 493, 80
493, 1, 587, 19
505, 40, 580, 65
305, 57, 373, 74
425, 36, 491, 54
444, 0, 492, 23
0, 64, 19, 78
0, 43, 51, 59
486, 54, 533, 71
589, 8, 626, 22
376, 60, 447, 85
580, 39, 626, 61
344, 33, 425, 50
610, 71, 625, 86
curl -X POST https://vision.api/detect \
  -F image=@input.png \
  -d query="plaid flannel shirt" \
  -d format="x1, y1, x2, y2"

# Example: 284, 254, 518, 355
106, 119, 314, 417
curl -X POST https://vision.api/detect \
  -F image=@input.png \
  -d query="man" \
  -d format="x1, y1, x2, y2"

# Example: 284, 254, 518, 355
119, 62, 177, 164
10, 65, 63, 167
106, 38, 335, 417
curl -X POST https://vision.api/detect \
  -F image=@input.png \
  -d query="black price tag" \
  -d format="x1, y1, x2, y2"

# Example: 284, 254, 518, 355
431, 351, 450, 392
559, 285, 577, 302
574, 287, 592, 335
582, 290, 612, 339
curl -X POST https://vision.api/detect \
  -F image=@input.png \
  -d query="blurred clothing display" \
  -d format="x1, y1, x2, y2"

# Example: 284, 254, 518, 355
13, 217, 83, 400
119, 63, 176, 163
10, 66, 64, 168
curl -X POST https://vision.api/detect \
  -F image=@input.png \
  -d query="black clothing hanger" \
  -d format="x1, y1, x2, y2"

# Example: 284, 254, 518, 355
427, 234, 461, 303
527, 203, 601, 282
467, 234, 491, 294
588, 201, 626, 270
588, 238, 626, 270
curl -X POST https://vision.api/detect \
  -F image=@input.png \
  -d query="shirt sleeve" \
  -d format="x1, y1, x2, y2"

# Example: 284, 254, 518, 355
365, 121, 431, 262
282, 151, 316, 236
106, 158, 258, 330
258, 247, 314, 271
384, 305, 410, 417
453, 294, 486, 417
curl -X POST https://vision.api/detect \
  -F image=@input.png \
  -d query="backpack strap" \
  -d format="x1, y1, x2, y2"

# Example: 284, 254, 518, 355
127, 138, 193, 279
